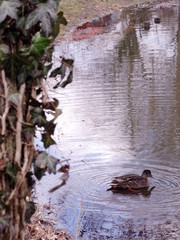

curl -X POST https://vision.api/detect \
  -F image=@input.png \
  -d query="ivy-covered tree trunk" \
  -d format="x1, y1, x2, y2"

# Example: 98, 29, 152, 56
0, 73, 34, 239
0, 1, 70, 239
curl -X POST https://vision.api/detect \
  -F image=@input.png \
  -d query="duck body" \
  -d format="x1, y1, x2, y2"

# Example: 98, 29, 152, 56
109, 170, 152, 191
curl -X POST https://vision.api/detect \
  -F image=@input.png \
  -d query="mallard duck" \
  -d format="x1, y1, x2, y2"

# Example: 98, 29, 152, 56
109, 170, 152, 191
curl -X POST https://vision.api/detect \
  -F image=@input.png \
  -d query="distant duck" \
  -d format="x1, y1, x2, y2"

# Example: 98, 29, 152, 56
109, 170, 153, 192
154, 17, 161, 24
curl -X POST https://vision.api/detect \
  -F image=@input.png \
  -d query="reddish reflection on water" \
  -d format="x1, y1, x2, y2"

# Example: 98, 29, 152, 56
68, 13, 118, 40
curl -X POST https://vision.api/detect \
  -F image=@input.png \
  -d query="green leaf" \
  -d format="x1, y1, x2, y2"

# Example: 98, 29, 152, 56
42, 133, 56, 148
5, 162, 19, 185
3, 53, 26, 81
7, 93, 20, 106
29, 97, 42, 108
50, 64, 66, 78
53, 108, 62, 121
0, 44, 9, 54
26, 0, 58, 36
0, 0, 21, 23
29, 32, 51, 57
35, 151, 59, 174
61, 70, 73, 88
58, 11, 67, 25
52, 11, 67, 38
17, 65, 29, 86
34, 166, 46, 180
30, 107, 47, 127
22, 125, 35, 142
62, 58, 74, 66
44, 121, 56, 135
16, 16, 27, 35
42, 63, 52, 78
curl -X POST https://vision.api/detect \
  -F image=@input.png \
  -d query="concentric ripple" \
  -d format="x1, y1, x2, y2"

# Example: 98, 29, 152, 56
36, 3, 180, 238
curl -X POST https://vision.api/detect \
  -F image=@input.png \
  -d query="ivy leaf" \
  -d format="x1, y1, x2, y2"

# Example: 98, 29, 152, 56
0, 0, 21, 24
34, 151, 59, 174
28, 97, 42, 108
17, 66, 28, 86
52, 11, 67, 38
62, 58, 74, 67
42, 133, 56, 149
61, 70, 73, 88
58, 11, 67, 26
5, 162, 19, 186
29, 32, 51, 57
0, 44, 10, 62
44, 121, 56, 135
34, 166, 46, 180
22, 124, 35, 142
30, 107, 47, 127
3, 53, 27, 81
26, 0, 58, 36
49, 64, 66, 78
53, 108, 62, 121
0, 44, 9, 54
41, 64, 52, 78
16, 16, 27, 36
7, 93, 20, 106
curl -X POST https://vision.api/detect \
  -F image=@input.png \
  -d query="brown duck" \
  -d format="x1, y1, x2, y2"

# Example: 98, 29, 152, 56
109, 170, 153, 192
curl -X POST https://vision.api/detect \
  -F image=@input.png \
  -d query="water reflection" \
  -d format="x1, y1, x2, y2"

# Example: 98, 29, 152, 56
37, 2, 180, 238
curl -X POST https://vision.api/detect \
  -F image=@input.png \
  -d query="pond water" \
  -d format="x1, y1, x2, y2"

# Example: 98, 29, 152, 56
36, 2, 180, 239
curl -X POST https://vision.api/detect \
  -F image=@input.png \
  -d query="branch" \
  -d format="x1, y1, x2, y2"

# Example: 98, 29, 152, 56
6, 145, 33, 205
1, 69, 10, 159
15, 83, 25, 165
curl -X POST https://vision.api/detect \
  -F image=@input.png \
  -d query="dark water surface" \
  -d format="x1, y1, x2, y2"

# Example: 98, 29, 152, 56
36, 2, 180, 239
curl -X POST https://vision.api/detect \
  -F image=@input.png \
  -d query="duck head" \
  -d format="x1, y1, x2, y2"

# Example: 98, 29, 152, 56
142, 169, 153, 178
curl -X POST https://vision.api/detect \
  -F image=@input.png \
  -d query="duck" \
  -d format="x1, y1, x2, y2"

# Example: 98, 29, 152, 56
108, 169, 153, 192
154, 17, 161, 24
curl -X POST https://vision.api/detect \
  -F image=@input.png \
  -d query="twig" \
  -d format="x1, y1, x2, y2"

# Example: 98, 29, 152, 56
6, 145, 32, 205
1, 69, 9, 160
0, 93, 5, 98
75, 200, 87, 240
75, 200, 82, 240
15, 83, 25, 165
